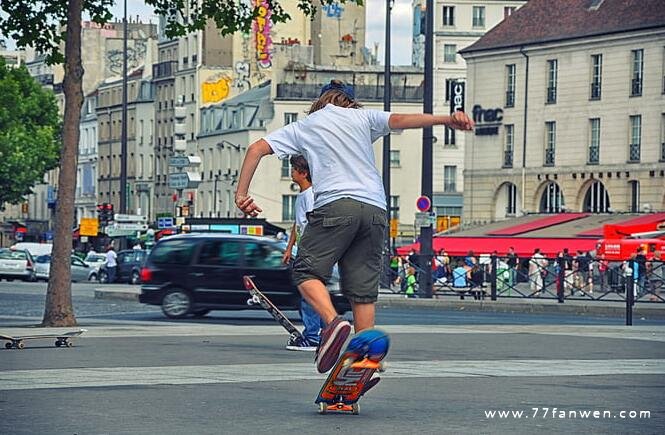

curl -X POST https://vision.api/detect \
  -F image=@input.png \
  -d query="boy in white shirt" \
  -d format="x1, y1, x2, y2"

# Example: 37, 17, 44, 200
236, 80, 474, 373
282, 155, 323, 351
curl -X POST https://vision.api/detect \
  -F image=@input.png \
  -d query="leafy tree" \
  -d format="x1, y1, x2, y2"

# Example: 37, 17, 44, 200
0, 0, 360, 327
0, 59, 60, 207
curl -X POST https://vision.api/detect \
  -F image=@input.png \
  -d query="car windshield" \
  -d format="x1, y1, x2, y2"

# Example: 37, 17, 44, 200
0, 250, 27, 260
85, 254, 106, 263
35, 255, 51, 264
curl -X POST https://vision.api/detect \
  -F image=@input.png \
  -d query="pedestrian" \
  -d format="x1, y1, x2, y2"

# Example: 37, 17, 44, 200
405, 267, 417, 298
634, 246, 647, 297
282, 155, 324, 352
235, 79, 474, 373
469, 264, 484, 300
452, 260, 468, 288
506, 246, 518, 289
105, 244, 117, 284
529, 248, 547, 295
561, 248, 574, 295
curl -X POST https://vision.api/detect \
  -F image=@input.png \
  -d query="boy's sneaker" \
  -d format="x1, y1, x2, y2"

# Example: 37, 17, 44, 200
315, 316, 351, 373
285, 336, 318, 352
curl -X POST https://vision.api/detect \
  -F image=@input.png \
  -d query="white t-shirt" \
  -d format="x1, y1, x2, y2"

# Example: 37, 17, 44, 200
295, 187, 314, 240
265, 104, 391, 210
105, 250, 117, 268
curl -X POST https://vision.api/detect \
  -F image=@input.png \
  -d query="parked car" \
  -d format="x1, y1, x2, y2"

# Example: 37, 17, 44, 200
11, 242, 52, 257
139, 233, 351, 319
99, 249, 148, 284
83, 253, 107, 281
34, 255, 94, 282
0, 248, 36, 282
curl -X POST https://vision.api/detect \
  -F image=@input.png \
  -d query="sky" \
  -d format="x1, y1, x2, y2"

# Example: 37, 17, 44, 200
107, 0, 414, 65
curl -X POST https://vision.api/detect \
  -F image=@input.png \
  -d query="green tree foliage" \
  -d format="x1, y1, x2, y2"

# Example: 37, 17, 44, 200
0, 58, 60, 206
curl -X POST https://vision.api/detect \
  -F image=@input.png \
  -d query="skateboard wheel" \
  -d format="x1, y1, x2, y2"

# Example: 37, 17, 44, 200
352, 403, 359, 415
55, 340, 62, 347
16, 341, 24, 349
66, 341, 73, 347
318, 402, 327, 414
4, 342, 11, 349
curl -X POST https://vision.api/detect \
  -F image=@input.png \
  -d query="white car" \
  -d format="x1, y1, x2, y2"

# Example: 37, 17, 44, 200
0, 248, 36, 282
83, 253, 107, 281
33, 255, 92, 282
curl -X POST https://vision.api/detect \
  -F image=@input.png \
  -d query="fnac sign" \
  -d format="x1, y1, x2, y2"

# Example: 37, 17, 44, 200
450, 81, 465, 113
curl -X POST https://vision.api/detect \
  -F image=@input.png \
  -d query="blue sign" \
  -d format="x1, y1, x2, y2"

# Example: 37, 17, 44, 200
416, 196, 431, 212
157, 217, 174, 229
44, 231, 54, 241
323, 3, 344, 18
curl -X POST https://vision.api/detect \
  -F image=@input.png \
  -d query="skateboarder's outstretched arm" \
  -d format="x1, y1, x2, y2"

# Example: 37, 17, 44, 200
389, 111, 474, 131
235, 138, 273, 217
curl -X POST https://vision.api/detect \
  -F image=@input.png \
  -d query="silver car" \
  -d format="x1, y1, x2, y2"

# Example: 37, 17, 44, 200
83, 253, 106, 281
0, 249, 36, 282
33, 255, 92, 282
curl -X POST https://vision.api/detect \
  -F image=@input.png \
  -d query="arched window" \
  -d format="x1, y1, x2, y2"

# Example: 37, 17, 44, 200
539, 182, 564, 213
495, 182, 519, 219
583, 181, 610, 213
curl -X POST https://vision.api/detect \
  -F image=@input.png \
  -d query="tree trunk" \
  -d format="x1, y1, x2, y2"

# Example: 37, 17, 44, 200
42, 0, 84, 327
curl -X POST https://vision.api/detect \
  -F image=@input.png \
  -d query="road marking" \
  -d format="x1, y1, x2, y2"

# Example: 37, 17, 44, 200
1, 359, 663, 391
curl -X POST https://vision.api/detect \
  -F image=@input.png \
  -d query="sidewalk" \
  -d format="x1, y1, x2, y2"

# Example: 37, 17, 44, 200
94, 285, 665, 320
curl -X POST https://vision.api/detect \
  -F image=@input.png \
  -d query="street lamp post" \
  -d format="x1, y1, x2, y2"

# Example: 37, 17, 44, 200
381, 0, 394, 289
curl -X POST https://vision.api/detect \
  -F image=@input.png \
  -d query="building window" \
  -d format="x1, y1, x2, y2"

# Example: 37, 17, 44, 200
284, 112, 298, 125
629, 115, 641, 162
544, 121, 556, 166
444, 44, 457, 63
588, 118, 600, 164
503, 124, 514, 168
390, 150, 400, 167
540, 182, 564, 213
444, 126, 456, 146
472, 6, 485, 27
281, 158, 291, 178
590, 54, 602, 100
504, 6, 516, 19
389, 195, 400, 219
282, 195, 296, 221
546, 59, 557, 104
630, 49, 643, 97
506, 183, 517, 215
629, 180, 640, 213
505, 64, 516, 107
583, 181, 610, 213
661, 113, 665, 161
443, 6, 455, 26
443, 165, 456, 192
444, 78, 453, 102
662, 46, 665, 94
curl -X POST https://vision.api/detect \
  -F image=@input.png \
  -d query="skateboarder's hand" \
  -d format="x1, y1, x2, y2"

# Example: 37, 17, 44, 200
448, 111, 475, 131
235, 193, 262, 217
282, 248, 292, 264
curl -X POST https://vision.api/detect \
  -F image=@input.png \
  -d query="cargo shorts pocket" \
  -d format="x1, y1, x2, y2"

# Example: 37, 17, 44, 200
372, 214, 387, 227
323, 216, 352, 227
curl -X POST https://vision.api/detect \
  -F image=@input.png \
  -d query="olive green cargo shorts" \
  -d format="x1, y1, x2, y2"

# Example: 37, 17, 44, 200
293, 198, 387, 303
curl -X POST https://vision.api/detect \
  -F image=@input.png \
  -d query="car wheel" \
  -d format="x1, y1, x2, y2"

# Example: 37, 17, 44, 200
192, 309, 211, 318
89, 273, 97, 282
130, 270, 140, 285
161, 288, 192, 319
99, 271, 108, 284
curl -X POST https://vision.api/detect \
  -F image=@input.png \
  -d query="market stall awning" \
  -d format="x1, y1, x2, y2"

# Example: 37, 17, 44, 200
577, 212, 665, 237
487, 213, 589, 236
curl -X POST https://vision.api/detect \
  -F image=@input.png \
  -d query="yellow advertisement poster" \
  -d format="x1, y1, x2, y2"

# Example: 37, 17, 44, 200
80, 217, 99, 237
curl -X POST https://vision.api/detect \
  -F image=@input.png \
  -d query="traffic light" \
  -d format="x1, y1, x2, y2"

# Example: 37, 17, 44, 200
97, 203, 115, 225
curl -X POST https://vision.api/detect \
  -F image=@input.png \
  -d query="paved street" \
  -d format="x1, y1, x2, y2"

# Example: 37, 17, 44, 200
1, 282, 664, 434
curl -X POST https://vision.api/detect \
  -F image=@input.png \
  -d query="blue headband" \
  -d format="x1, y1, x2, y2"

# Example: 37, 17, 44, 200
319, 82, 355, 100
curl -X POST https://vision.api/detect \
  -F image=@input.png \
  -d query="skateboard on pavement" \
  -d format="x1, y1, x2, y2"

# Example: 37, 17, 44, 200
0, 329, 87, 350
243, 275, 308, 347
315, 328, 390, 415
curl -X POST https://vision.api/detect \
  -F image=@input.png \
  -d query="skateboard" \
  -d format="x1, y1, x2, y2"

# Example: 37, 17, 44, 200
315, 328, 390, 415
243, 275, 308, 347
0, 328, 87, 350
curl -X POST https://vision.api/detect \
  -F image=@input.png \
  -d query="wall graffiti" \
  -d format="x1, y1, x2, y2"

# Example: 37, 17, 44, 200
253, 0, 272, 69
232, 61, 251, 92
202, 74, 232, 104
106, 40, 147, 75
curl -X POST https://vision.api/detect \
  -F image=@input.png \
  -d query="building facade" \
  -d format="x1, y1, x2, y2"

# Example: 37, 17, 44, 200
460, 0, 665, 224
75, 95, 99, 222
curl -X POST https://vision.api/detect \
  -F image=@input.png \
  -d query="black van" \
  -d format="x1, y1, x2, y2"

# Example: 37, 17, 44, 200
139, 233, 351, 318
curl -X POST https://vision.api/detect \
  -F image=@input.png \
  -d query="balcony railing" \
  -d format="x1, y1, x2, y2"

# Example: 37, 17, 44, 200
631, 78, 642, 97
544, 147, 555, 166
590, 82, 601, 100
546, 87, 557, 104
275, 83, 423, 102
503, 150, 513, 168
588, 145, 599, 164
505, 90, 515, 107
628, 143, 641, 162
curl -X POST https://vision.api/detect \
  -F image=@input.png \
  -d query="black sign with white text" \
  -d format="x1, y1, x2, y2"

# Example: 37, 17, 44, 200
449, 81, 465, 113
472, 104, 503, 136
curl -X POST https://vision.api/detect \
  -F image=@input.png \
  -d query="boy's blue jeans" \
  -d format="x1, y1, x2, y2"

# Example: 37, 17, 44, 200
301, 298, 324, 346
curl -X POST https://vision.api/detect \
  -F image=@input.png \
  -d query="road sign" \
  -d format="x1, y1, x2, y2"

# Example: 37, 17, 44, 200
168, 155, 201, 168
114, 214, 148, 223
415, 212, 436, 228
168, 171, 201, 189
390, 218, 398, 238
111, 223, 148, 232
105, 226, 136, 237
157, 217, 174, 229
416, 196, 432, 212
79, 217, 99, 236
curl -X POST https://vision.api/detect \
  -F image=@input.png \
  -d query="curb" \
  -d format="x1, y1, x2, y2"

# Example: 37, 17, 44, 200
94, 288, 139, 302
377, 297, 665, 319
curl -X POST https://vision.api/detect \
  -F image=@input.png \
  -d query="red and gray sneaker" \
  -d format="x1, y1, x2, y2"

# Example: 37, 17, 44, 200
315, 316, 351, 373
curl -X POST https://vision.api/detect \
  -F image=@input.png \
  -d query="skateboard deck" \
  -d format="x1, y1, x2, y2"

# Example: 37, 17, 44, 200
243, 275, 308, 347
315, 328, 390, 415
0, 328, 87, 349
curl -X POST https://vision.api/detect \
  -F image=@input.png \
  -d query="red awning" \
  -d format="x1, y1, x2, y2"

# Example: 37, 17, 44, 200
577, 212, 665, 237
396, 237, 599, 258
487, 213, 589, 236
